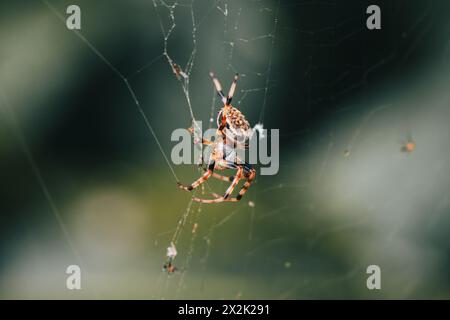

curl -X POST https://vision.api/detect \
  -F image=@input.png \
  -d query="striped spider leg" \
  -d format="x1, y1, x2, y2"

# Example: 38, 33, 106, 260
177, 141, 256, 203
192, 162, 256, 204
177, 160, 256, 203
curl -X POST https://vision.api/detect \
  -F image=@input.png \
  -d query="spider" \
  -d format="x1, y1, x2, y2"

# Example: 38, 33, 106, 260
177, 72, 256, 203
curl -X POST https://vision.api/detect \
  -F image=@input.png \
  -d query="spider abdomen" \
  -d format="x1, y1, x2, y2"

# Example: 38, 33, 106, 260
219, 106, 253, 143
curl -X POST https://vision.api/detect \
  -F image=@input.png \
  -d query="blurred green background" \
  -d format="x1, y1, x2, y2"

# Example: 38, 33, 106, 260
1, 0, 450, 299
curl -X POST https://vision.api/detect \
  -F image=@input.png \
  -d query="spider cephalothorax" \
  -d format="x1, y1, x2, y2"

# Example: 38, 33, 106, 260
177, 73, 256, 203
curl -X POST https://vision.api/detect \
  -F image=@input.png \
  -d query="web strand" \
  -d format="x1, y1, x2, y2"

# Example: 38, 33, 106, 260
258, 0, 280, 123
0, 89, 83, 266
42, 0, 179, 183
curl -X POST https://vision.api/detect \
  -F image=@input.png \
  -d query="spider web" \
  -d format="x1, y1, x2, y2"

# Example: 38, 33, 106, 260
33, 0, 282, 299
149, 0, 281, 299
2, 0, 450, 299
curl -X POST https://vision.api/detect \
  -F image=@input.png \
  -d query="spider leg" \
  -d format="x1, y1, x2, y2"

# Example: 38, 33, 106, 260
216, 167, 256, 202
192, 197, 225, 204
193, 166, 244, 203
200, 165, 235, 182
226, 74, 239, 105
177, 162, 215, 191
209, 72, 227, 105
188, 127, 214, 146
223, 166, 243, 198
234, 168, 256, 201
213, 173, 234, 182
201, 138, 214, 145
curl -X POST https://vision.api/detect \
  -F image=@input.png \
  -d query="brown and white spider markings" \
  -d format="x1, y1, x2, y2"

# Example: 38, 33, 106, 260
177, 72, 256, 203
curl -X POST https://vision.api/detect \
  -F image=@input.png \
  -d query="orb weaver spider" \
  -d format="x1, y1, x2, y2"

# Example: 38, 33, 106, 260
177, 72, 256, 203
